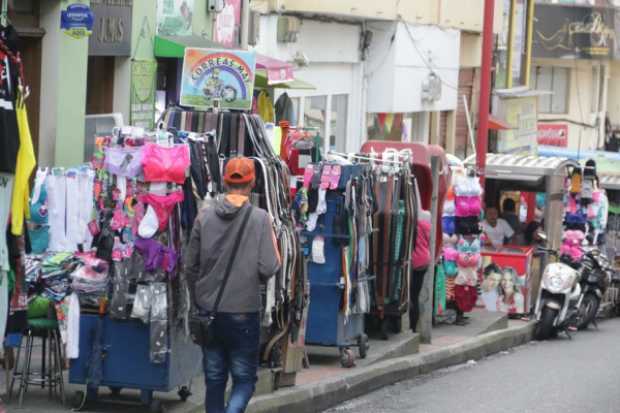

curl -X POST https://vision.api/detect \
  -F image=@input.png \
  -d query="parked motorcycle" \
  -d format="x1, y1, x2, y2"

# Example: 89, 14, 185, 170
534, 243, 582, 340
574, 248, 612, 329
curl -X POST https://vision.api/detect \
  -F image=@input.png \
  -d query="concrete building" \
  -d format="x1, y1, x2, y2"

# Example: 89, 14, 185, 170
531, 0, 615, 152
252, 0, 504, 156
11, 0, 217, 168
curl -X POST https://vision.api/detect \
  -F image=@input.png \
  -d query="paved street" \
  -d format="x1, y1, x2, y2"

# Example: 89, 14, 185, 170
326, 318, 620, 413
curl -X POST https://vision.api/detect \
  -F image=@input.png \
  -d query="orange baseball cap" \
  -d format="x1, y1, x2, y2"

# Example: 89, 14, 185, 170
224, 157, 256, 184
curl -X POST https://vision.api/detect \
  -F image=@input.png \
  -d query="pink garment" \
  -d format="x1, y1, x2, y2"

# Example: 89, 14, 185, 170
412, 220, 432, 270
142, 143, 190, 184
139, 190, 184, 231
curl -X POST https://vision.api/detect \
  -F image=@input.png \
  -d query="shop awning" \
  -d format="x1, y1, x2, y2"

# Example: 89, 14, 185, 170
255, 54, 294, 85
464, 153, 578, 182
154, 35, 313, 89
488, 115, 512, 130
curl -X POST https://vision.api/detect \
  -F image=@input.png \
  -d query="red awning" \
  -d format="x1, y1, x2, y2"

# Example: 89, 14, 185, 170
256, 54, 295, 85
488, 115, 512, 130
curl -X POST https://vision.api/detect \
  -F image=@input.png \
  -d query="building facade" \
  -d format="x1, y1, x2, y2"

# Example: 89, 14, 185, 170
530, 0, 617, 152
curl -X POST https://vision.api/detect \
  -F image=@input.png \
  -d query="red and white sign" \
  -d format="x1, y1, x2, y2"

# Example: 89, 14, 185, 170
537, 123, 568, 147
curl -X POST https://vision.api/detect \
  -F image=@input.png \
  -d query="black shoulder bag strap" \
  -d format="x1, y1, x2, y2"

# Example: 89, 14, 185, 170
209, 205, 253, 317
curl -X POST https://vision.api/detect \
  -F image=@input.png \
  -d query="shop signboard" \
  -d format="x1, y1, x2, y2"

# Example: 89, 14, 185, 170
157, 0, 194, 36
89, 0, 133, 56
61, 2, 94, 39
537, 123, 569, 147
131, 60, 158, 129
213, 0, 241, 48
497, 96, 538, 154
533, 4, 616, 59
180, 48, 256, 110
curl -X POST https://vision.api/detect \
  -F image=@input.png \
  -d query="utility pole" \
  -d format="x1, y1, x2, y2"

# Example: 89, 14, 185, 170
420, 156, 440, 344
476, 0, 495, 186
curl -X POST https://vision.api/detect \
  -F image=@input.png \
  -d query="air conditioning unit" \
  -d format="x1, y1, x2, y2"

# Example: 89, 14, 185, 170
277, 16, 300, 43
248, 11, 261, 46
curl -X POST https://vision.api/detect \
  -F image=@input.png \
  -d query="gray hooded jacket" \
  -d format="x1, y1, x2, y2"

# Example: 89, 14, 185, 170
184, 198, 280, 313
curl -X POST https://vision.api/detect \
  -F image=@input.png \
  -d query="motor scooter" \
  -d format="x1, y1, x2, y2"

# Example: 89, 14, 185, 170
534, 236, 582, 340
574, 248, 611, 330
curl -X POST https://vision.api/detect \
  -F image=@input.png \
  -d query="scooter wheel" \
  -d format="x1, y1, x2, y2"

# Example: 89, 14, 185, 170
535, 307, 558, 340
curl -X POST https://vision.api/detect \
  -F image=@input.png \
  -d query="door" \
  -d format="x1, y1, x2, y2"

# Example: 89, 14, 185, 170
86, 56, 115, 115
18, 36, 42, 157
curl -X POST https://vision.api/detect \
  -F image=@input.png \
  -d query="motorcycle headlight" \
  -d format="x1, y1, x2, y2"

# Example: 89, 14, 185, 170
549, 276, 563, 290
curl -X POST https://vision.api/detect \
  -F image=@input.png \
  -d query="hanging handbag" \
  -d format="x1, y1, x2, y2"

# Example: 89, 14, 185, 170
189, 205, 253, 347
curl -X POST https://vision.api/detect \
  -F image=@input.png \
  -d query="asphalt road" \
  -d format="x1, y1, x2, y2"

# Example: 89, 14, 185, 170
325, 318, 620, 413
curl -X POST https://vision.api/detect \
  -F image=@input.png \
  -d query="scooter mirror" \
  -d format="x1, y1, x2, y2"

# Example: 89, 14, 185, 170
536, 231, 548, 243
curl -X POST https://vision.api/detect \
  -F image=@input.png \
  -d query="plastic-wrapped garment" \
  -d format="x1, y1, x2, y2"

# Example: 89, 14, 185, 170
131, 284, 152, 323
150, 282, 168, 321
109, 260, 131, 320
150, 320, 168, 364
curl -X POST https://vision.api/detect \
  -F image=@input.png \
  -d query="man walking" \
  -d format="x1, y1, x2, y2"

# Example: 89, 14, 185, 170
185, 157, 281, 413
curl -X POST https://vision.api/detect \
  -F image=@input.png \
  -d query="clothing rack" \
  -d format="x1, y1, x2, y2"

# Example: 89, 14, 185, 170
328, 151, 407, 166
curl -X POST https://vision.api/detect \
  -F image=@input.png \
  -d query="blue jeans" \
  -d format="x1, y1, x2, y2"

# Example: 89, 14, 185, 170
203, 312, 260, 413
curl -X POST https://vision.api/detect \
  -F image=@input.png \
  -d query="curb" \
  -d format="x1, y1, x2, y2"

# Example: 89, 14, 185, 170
245, 321, 535, 413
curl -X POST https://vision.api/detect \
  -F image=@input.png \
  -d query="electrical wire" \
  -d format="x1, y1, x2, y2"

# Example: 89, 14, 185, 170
399, 17, 460, 91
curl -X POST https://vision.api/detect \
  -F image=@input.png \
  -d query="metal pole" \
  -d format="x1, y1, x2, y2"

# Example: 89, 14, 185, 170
419, 156, 440, 344
506, 0, 516, 89
463, 95, 476, 157
476, 0, 495, 186
240, 0, 251, 49
523, 0, 536, 88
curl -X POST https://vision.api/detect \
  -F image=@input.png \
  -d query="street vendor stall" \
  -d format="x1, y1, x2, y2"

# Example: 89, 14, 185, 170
359, 141, 450, 334
465, 153, 579, 315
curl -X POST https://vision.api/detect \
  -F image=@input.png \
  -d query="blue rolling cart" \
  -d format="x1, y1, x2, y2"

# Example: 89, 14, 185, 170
303, 192, 370, 367
69, 314, 201, 412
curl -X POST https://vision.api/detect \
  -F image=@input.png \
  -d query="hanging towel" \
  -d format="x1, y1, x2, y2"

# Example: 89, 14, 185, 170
11, 102, 36, 235
257, 90, 275, 123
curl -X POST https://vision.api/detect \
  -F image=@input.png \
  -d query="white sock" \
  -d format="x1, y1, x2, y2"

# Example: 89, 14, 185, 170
312, 236, 326, 264
306, 213, 319, 232
316, 189, 327, 215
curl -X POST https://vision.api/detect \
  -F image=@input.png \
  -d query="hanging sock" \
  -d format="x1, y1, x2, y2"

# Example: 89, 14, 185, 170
316, 189, 327, 215
306, 212, 319, 232
312, 235, 326, 264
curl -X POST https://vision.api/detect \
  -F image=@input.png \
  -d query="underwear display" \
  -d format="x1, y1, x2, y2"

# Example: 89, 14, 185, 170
142, 143, 190, 185
104, 146, 144, 178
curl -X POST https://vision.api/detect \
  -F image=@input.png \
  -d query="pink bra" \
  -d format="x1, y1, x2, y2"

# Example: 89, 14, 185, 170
443, 247, 458, 262
142, 143, 190, 184
455, 195, 482, 217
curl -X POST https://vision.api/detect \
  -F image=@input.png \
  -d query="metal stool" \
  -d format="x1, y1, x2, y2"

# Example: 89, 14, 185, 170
8, 318, 65, 407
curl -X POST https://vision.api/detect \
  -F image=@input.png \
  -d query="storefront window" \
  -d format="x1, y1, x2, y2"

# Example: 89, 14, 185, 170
304, 96, 327, 146
530, 66, 569, 114
367, 113, 408, 141
330, 94, 348, 152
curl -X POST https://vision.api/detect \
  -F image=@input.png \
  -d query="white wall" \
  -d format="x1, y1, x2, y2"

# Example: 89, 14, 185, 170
256, 15, 364, 152
366, 22, 460, 113
255, 15, 361, 64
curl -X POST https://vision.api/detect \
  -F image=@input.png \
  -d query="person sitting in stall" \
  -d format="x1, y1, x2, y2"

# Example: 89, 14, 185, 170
482, 206, 515, 249
501, 198, 520, 235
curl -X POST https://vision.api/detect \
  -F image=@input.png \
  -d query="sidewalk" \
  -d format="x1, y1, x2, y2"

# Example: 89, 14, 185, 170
2, 311, 533, 413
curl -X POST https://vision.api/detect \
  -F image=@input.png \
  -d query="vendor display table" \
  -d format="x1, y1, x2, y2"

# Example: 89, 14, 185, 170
480, 246, 534, 315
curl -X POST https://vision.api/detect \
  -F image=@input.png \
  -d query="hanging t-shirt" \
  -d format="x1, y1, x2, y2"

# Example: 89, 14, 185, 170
481, 218, 514, 248
0, 25, 20, 174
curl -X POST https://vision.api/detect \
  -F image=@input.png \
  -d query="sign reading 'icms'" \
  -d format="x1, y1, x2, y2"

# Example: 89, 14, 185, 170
180, 48, 256, 110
